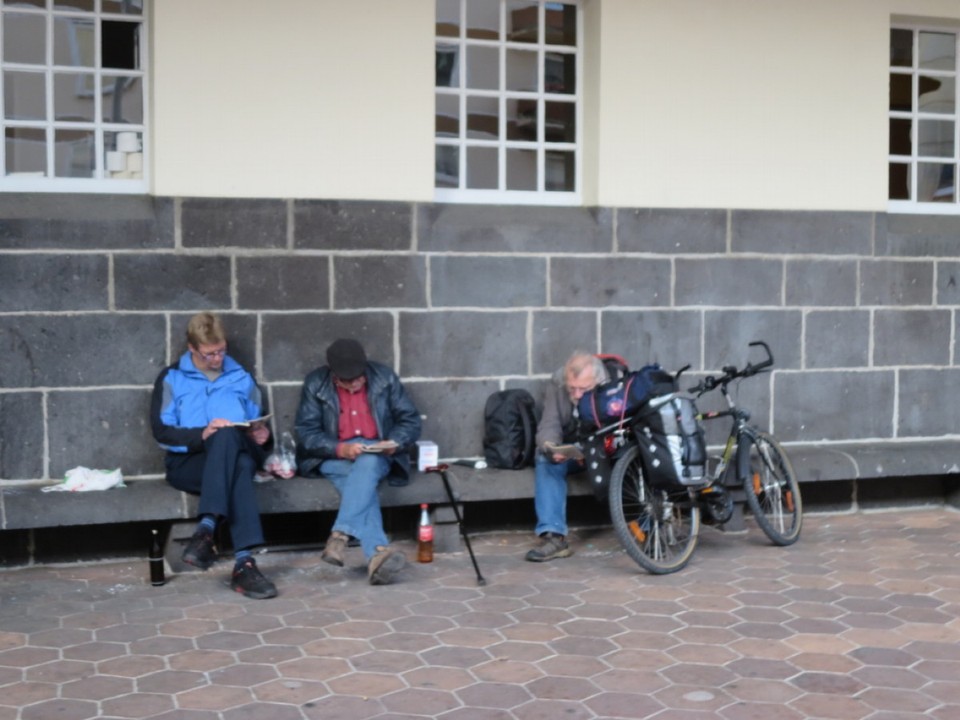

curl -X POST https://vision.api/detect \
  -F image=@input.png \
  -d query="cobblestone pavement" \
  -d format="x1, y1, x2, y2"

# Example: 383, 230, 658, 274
1, 508, 959, 720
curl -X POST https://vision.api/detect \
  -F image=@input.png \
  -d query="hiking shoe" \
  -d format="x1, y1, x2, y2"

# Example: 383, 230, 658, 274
182, 529, 217, 570
368, 546, 406, 586
230, 558, 278, 599
525, 532, 573, 562
321, 531, 349, 567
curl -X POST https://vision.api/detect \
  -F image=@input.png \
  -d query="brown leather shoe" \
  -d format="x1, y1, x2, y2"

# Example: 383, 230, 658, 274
321, 531, 349, 567
368, 546, 406, 585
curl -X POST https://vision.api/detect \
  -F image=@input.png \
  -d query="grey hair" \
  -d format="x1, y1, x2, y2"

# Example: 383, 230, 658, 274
564, 350, 608, 384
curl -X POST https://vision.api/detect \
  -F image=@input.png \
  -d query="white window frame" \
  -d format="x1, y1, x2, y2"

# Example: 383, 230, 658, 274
888, 22, 960, 215
0, 0, 148, 194
435, 0, 582, 206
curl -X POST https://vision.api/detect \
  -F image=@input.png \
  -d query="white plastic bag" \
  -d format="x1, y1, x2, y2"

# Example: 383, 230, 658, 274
263, 431, 297, 479
42, 466, 125, 492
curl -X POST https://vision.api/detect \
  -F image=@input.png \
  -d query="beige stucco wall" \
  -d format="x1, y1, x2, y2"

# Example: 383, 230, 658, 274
151, 0, 435, 200
151, 0, 960, 210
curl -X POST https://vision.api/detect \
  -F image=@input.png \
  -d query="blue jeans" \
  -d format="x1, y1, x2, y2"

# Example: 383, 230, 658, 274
533, 454, 583, 537
320, 442, 392, 560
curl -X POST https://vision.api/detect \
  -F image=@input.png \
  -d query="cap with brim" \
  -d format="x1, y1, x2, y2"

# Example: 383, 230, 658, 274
327, 338, 367, 380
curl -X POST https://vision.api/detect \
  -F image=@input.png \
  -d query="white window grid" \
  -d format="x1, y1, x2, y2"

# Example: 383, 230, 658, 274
435, 0, 582, 206
889, 24, 960, 214
0, 0, 148, 194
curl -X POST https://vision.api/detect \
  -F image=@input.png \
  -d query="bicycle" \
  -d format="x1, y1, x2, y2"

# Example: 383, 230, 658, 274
598, 341, 802, 574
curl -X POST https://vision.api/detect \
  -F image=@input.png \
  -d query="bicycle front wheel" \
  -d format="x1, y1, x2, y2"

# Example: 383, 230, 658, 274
609, 445, 700, 574
741, 431, 802, 546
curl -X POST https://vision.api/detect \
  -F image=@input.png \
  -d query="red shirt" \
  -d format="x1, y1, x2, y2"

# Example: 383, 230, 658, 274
336, 383, 378, 443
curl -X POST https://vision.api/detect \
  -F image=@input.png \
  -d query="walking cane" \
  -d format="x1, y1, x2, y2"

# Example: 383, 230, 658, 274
425, 464, 487, 586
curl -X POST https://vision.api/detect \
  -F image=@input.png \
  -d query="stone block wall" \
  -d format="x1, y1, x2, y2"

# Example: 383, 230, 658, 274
2, 194, 960, 484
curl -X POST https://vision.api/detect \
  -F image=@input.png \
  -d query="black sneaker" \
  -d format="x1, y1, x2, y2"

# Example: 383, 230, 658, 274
182, 529, 217, 570
230, 558, 278, 599
525, 532, 573, 562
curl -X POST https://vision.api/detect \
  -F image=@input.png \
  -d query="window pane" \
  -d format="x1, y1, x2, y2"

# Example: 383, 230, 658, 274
508, 98, 536, 140
466, 45, 498, 90
545, 51, 575, 94
467, 95, 498, 138
3, 12, 46, 64
54, 0, 95, 11
466, 1, 497, 40
917, 162, 954, 202
102, 75, 142, 123
507, 1, 538, 43
102, 0, 143, 14
436, 0, 460, 37
54, 128, 95, 177
102, 20, 140, 70
466, 146, 497, 188
544, 100, 574, 142
105, 130, 142, 178
54, 17, 94, 67
5, 127, 46, 176
890, 29, 912, 68
436, 93, 460, 137
506, 148, 536, 190
919, 31, 956, 71
506, 48, 537, 92
547, 3, 577, 45
545, 149, 574, 191
919, 74, 954, 114
435, 144, 459, 188
889, 162, 909, 200
918, 119, 954, 158
436, 44, 459, 87
54, 72, 95, 121
4, 71, 46, 120
889, 73, 912, 112
889, 117, 911, 156
3, 0, 45, 7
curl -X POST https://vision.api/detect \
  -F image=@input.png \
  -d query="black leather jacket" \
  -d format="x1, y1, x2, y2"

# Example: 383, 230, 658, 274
294, 361, 422, 485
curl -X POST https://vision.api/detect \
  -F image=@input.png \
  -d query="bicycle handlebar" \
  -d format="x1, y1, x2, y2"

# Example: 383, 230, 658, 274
687, 340, 774, 396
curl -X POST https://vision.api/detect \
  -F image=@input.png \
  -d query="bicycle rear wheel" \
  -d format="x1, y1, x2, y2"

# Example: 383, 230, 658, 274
741, 431, 802, 546
609, 445, 700, 574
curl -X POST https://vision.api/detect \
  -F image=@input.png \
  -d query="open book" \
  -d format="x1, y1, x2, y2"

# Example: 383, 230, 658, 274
361, 440, 399, 453
544, 441, 584, 461
230, 414, 272, 428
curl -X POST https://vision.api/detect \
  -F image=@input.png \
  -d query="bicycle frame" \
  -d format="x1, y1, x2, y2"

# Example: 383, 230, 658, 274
697, 382, 751, 488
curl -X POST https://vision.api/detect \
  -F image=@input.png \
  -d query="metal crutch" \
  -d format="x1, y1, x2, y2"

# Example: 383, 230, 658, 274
425, 464, 487, 586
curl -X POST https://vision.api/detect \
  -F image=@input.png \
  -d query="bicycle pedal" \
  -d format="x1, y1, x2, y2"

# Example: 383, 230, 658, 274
628, 520, 646, 543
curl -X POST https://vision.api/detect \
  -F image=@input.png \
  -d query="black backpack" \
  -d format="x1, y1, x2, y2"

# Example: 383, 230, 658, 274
482, 389, 537, 469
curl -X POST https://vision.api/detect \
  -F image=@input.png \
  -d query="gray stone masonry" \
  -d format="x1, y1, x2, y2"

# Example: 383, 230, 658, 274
2, 195, 960, 484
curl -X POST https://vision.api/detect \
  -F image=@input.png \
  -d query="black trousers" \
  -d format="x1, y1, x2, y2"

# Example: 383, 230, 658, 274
165, 428, 266, 551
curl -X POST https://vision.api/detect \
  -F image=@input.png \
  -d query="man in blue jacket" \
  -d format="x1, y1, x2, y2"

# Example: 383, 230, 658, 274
295, 338, 422, 585
150, 312, 277, 599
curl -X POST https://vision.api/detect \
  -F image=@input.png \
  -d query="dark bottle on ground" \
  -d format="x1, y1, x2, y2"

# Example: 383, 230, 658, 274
149, 528, 165, 586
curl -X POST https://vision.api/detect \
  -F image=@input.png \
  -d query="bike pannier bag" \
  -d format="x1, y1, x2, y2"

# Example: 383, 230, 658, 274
483, 389, 537, 469
578, 364, 675, 430
635, 394, 707, 487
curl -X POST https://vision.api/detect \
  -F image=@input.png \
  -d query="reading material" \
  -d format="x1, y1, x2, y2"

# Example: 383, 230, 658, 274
361, 440, 399, 453
231, 414, 272, 427
544, 441, 584, 461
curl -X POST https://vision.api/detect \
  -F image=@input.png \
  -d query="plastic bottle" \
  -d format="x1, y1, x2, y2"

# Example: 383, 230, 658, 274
149, 528, 165, 586
417, 503, 434, 563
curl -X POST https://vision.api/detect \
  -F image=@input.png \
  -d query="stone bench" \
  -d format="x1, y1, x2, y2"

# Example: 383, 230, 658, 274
1, 440, 957, 561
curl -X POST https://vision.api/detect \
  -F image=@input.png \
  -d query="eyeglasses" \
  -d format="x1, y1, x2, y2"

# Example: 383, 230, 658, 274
193, 346, 227, 362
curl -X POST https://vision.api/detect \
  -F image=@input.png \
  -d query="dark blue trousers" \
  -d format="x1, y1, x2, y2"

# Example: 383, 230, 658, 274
165, 427, 265, 551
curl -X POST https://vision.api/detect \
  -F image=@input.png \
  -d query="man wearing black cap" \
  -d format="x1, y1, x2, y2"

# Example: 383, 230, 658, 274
294, 338, 422, 585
